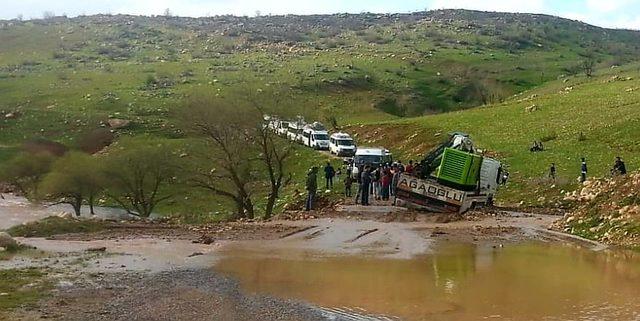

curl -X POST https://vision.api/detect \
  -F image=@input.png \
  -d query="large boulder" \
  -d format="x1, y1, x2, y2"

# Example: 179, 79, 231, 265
0, 232, 17, 248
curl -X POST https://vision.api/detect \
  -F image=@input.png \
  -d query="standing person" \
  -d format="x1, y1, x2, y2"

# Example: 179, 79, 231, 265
381, 168, 392, 201
549, 163, 556, 180
405, 160, 414, 174
391, 165, 400, 197
372, 167, 381, 200
353, 164, 362, 204
580, 158, 588, 183
344, 174, 353, 197
613, 157, 627, 175
397, 160, 405, 173
324, 162, 335, 190
361, 166, 372, 206
305, 167, 318, 211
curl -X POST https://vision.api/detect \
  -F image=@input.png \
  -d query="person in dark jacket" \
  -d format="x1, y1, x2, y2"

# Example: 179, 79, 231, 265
344, 174, 353, 197
549, 163, 556, 180
324, 162, 335, 189
580, 158, 588, 183
613, 157, 627, 175
305, 167, 318, 211
360, 166, 372, 206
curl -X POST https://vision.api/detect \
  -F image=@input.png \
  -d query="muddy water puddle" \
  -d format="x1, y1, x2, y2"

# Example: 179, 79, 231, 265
215, 242, 640, 321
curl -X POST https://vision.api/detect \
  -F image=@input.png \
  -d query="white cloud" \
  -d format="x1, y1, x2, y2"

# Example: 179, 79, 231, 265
585, 0, 634, 13
427, 0, 546, 13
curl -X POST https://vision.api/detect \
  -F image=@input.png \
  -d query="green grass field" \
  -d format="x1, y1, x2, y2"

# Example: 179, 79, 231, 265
353, 64, 640, 206
2, 11, 640, 218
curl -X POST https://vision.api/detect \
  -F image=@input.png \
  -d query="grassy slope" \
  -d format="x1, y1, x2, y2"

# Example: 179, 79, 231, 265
354, 64, 640, 206
2, 10, 640, 217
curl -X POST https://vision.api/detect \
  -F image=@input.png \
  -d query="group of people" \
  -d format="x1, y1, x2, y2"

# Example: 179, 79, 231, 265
305, 160, 418, 211
548, 157, 627, 183
530, 141, 545, 152
348, 161, 416, 206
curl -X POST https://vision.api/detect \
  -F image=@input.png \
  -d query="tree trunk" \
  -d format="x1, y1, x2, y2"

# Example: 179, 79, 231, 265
88, 195, 95, 215
244, 197, 254, 220
72, 197, 82, 217
264, 193, 277, 220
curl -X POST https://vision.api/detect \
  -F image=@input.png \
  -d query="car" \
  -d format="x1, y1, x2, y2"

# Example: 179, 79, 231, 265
329, 133, 356, 156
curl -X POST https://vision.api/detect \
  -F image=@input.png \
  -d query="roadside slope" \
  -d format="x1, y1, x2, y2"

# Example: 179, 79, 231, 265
350, 64, 640, 206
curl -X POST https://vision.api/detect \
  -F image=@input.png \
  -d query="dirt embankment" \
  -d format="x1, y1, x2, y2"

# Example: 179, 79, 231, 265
553, 172, 640, 248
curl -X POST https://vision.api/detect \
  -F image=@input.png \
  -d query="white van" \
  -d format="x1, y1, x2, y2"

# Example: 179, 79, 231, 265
354, 147, 392, 168
302, 128, 330, 150
276, 120, 290, 136
287, 121, 305, 143
329, 133, 356, 156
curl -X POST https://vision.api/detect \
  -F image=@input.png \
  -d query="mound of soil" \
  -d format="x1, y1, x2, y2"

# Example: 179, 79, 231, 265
554, 172, 640, 247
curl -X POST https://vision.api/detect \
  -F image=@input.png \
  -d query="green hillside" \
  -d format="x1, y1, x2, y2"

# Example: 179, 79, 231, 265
2, 10, 640, 218
2, 10, 640, 151
351, 63, 640, 207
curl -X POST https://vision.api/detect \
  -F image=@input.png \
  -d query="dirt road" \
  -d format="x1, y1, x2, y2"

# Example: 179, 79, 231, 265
1, 200, 576, 321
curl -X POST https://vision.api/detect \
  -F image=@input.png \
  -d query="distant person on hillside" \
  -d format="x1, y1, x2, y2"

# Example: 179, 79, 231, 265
305, 167, 318, 211
613, 157, 627, 176
530, 141, 544, 152
580, 158, 588, 183
324, 162, 335, 189
549, 163, 556, 180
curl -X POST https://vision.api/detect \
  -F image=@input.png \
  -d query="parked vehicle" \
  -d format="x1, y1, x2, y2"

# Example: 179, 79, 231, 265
276, 120, 290, 136
329, 133, 356, 156
302, 122, 330, 150
353, 147, 392, 168
287, 120, 306, 143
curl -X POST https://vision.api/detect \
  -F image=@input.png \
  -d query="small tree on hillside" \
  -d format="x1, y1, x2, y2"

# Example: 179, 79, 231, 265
181, 95, 259, 219
0, 152, 55, 199
39, 152, 105, 216
583, 58, 595, 77
103, 139, 177, 218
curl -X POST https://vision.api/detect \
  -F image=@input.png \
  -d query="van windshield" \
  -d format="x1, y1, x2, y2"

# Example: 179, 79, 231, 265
337, 139, 354, 146
354, 155, 383, 165
314, 134, 329, 141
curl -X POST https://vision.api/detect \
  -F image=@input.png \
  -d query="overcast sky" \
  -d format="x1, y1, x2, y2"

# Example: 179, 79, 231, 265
3, 0, 640, 30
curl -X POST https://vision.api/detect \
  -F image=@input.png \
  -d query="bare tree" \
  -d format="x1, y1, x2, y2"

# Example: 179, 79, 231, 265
583, 58, 595, 77
164, 8, 172, 17
246, 94, 295, 219
181, 95, 260, 219
16, 14, 23, 21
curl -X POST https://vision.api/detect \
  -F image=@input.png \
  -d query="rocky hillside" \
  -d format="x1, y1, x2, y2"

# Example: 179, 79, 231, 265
557, 173, 640, 248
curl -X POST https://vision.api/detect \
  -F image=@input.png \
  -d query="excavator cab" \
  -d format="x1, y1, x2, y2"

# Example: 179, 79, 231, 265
418, 132, 475, 179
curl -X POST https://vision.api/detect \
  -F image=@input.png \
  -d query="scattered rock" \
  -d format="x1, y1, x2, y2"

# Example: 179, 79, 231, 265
0, 232, 17, 248
187, 252, 204, 257
107, 118, 131, 129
